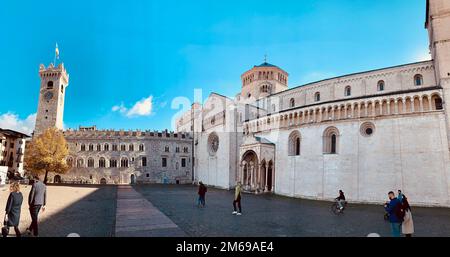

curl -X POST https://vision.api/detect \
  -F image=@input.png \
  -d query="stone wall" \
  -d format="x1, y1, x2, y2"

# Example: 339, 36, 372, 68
257, 111, 450, 206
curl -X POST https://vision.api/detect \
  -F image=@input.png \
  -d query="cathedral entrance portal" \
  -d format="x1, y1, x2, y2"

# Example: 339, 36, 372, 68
239, 136, 276, 193
240, 150, 258, 191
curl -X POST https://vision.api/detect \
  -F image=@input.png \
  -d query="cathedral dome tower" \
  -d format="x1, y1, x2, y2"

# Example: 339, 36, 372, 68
240, 61, 288, 101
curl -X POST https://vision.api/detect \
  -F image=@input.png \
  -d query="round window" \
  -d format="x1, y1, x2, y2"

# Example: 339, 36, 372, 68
360, 122, 375, 137
208, 132, 219, 156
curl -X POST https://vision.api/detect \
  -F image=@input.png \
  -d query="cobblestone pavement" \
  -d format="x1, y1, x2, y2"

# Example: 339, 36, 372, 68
0, 184, 116, 237
133, 184, 450, 237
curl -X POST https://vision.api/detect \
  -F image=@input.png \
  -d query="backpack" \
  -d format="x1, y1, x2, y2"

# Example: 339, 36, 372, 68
394, 201, 405, 222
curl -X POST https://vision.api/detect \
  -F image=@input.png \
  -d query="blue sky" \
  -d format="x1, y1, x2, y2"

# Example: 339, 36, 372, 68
0, 0, 430, 134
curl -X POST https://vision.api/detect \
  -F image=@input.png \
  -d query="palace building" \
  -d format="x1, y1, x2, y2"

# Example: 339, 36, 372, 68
34, 64, 193, 185
175, 0, 450, 206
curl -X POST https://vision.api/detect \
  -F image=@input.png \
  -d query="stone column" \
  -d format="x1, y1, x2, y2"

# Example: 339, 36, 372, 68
250, 164, 255, 188
271, 163, 275, 192
264, 165, 269, 192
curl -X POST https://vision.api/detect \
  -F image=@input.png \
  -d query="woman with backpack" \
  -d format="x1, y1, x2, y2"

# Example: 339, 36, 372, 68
401, 196, 414, 237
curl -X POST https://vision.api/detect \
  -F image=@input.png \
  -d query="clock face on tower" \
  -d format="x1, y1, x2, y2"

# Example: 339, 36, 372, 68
44, 91, 54, 100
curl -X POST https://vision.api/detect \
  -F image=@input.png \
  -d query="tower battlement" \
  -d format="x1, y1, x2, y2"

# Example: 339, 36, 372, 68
39, 63, 69, 84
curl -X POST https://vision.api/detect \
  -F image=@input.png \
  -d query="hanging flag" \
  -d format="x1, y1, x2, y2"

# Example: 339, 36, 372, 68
55, 43, 60, 59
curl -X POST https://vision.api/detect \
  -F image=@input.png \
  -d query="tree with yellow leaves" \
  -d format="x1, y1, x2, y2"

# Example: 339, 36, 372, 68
24, 128, 69, 184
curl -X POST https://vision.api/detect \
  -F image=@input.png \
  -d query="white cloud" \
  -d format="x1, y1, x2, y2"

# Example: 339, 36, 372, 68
127, 96, 153, 117
112, 96, 154, 118
111, 103, 128, 114
0, 112, 36, 135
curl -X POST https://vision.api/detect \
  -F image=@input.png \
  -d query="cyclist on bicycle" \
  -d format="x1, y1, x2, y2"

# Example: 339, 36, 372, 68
335, 190, 346, 210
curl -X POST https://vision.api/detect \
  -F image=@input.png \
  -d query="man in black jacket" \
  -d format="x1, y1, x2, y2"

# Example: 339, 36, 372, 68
26, 175, 46, 237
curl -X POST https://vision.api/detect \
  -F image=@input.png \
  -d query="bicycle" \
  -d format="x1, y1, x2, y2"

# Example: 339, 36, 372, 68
331, 199, 347, 215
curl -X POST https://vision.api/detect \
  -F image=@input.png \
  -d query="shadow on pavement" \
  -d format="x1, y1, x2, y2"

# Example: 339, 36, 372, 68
37, 185, 117, 237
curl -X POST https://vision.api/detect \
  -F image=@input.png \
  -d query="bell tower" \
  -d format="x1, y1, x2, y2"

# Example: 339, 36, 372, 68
34, 63, 69, 136
426, 0, 450, 146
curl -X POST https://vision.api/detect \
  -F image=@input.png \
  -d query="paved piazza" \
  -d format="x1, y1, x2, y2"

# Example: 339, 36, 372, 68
0, 185, 116, 237
1, 184, 450, 237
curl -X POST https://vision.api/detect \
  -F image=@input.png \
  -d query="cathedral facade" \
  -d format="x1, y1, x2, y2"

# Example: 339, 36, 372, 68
176, 0, 450, 207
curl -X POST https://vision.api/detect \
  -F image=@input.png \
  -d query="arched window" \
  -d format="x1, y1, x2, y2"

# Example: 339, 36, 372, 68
414, 74, 423, 86
345, 86, 351, 96
77, 158, 84, 168
47, 81, 53, 89
99, 157, 106, 168
120, 144, 126, 151
139, 144, 144, 151
432, 94, 443, 110
315, 92, 321, 102
89, 144, 94, 151
104, 143, 109, 151
290, 98, 295, 108
129, 144, 134, 151
88, 158, 95, 168
165, 146, 170, 152
377, 80, 385, 91
61, 85, 64, 94
261, 85, 269, 93
97, 144, 101, 151
112, 144, 118, 151
323, 127, 340, 154
110, 159, 117, 168
66, 157, 73, 168
121, 157, 129, 168
80, 144, 86, 151
288, 131, 301, 156
331, 135, 337, 153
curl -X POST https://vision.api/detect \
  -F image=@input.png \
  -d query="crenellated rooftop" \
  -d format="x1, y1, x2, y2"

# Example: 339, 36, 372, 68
39, 63, 69, 83
63, 127, 192, 140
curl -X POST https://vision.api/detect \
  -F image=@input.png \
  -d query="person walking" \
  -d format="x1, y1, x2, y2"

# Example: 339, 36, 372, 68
232, 182, 242, 216
335, 190, 346, 211
3, 182, 23, 237
401, 196, 414, 237
397, 190, 404, 203
26, 175, 47, 237
384, 191, 403, 237
197, 181, 207, 208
